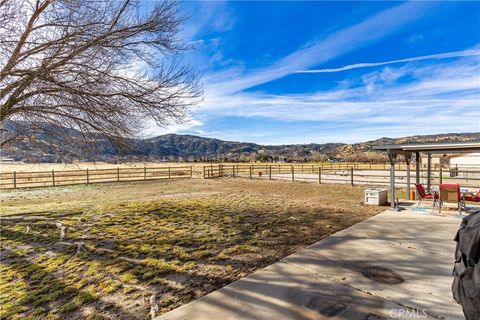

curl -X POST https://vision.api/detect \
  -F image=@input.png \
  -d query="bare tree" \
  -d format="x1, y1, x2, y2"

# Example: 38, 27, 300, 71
0, 0, 201, 150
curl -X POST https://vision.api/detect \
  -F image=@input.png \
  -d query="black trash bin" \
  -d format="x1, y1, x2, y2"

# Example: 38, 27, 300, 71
452, 211, 480, 320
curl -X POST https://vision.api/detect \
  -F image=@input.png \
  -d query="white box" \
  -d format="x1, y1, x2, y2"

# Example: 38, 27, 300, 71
364, 188, 387, 205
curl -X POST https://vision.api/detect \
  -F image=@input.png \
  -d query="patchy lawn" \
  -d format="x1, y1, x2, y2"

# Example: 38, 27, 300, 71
0, 178, 384, 319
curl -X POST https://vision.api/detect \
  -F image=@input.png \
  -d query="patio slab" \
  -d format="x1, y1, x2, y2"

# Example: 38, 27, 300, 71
157, 210, 464, 320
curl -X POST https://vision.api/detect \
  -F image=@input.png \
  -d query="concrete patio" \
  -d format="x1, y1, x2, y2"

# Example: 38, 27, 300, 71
157, 209, 464, 320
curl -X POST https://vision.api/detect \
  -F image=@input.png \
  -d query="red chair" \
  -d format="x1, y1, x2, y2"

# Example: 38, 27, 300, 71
463, 192, 480, 202
438, 184, 465, 213
415, 183, 438, 208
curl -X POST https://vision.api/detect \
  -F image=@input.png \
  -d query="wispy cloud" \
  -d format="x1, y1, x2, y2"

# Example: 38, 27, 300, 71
167, 1, 480, 144
193, 54, 480, 143
205, 1, 436, 93
295, 48, 480, 74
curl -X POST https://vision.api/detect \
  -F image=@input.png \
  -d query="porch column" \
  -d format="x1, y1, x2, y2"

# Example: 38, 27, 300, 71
405, 152, 412, 200
388, 152, 397, 209
427, 153, 432, 192
415, 152, 420, 184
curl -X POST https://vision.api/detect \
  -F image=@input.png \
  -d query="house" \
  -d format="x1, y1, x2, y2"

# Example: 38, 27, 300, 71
450, 153, 480, 170
449, 152, 480, 178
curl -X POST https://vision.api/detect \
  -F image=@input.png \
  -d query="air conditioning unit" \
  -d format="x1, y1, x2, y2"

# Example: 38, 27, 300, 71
364, 188, 387, 205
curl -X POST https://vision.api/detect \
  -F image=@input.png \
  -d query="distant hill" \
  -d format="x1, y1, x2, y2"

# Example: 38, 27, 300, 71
2, 128, 479, 163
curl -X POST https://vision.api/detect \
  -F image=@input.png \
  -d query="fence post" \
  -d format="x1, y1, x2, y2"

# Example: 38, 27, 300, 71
301, 164, 304, 173
351, 167, 354, 186
384, 163, 386, 170
86, 169, 89, 184
168, 166, 171, 179
52, 170, 55, 186
269, 165, 272, 180
291, 166, 294, 181
318, 167, 322, 184
13, 171, 16, 189
249, 165, 252, 179
117, 167, 120, 182
439, 167, 443, 185
144, 167, 147, 180
190, 166, 193, 178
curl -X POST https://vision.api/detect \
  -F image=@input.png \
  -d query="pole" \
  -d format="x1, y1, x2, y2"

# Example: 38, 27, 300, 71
117, 167, 120, 182
405, 153, 411, 200
269, 165, 272, 180
168, 166, 171, 179
52, 170, 55, 186
249, 165, 252, 179
350, 167, 354, 186
388, 152, 396, 209
144, 167, 147, 180
318, 167, 322, 184
415, 152, 420, 184
291, 166, 295, 181
87, 169, 89, 184
439, 167, 443, 185
13, 171, 16, 189
190, 166, 193, 178
427, 153, 432, 193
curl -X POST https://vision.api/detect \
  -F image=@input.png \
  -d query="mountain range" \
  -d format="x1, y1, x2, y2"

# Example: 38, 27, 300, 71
2, 129, 479, 163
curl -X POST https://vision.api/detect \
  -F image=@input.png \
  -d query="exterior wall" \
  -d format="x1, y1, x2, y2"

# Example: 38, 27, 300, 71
450, 153, 480, 170
450, 153, 480, 179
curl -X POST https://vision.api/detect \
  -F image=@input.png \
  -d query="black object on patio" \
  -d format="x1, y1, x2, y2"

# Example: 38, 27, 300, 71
452, 211, 480, 320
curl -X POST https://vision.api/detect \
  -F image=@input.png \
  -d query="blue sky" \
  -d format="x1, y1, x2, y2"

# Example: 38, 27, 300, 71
147, 1, 480, 145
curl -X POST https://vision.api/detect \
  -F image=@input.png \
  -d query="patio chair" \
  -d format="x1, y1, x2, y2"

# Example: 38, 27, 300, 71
463, 192, 480, 202
415, 183, 438, 208
438, 184, 466, 214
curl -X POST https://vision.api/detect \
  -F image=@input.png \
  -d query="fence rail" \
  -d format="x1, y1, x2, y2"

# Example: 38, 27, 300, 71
0, 166, 193, 189
204, 164, 480, 188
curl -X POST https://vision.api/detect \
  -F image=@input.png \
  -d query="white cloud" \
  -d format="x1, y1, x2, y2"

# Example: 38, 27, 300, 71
204, 1, 436, 93
295, 48, 480, 74
159, 2, 479, 144
141, 118, 203, 137
193, 55, 480, 143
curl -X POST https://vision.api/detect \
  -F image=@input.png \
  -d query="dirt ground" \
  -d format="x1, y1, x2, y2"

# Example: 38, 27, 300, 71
0, 178, 384, 319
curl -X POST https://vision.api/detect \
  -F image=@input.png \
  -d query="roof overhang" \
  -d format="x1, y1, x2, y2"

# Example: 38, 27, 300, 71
372, 142, 480, 154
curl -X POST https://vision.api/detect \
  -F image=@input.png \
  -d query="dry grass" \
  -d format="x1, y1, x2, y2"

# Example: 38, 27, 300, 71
0, 178, 384, 319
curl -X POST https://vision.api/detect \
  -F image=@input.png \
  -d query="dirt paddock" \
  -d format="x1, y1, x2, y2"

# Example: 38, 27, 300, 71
0, 178, 384, 319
